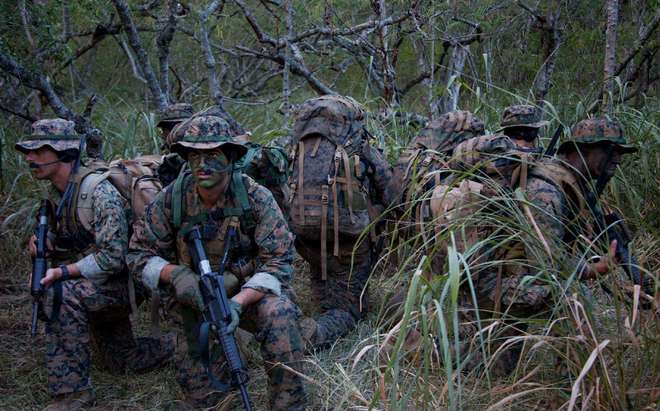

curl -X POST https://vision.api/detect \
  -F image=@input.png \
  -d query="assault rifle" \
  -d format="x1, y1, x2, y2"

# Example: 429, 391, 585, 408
585, 146, 654, 298
186, 223, 253, 411
543, 124, 564, 158
30, 200, 51, 336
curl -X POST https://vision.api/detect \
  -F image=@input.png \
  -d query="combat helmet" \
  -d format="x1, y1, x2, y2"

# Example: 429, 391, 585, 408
498, 105, 548, 131
559, 117, 637, 154
415, 110, 485, 153
170, 115, 248, 160
15, 118, 80, 154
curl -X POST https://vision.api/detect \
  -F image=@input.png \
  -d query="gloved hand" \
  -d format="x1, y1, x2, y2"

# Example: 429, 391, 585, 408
170, 266, 204, 311
225, 299, 243, 334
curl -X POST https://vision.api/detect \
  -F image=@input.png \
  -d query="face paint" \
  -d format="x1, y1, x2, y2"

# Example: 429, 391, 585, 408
188, 149, 232, 188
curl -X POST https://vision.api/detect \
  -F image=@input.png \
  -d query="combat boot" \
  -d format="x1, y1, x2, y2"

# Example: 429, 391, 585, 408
44, 389, 96, 411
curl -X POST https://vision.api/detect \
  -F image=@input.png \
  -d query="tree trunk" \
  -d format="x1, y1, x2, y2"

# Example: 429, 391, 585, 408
434, 43, 468, 115
603, 0, 619, 113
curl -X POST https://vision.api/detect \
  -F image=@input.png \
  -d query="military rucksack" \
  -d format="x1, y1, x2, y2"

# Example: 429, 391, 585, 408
288, 95, 374, 280
237, 142, 289, 208
70, 155, 163, 239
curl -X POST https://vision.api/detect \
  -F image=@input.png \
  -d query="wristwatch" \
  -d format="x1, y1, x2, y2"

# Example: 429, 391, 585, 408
59, 265, 71, 281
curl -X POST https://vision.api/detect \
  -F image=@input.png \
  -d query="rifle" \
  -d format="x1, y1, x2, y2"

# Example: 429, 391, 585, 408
584, 146, 654, 297
30, 200, 51, 336
186, 222, 252, 411
543, 124, 564, 157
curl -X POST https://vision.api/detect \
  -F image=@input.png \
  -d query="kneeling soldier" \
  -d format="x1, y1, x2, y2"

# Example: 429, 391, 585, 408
128, 115, 307, 410
16, 119, 173, 410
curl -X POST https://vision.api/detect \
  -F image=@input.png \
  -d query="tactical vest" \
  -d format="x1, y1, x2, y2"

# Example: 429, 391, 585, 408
53, 167, 109, 262
168, 170, 257, 279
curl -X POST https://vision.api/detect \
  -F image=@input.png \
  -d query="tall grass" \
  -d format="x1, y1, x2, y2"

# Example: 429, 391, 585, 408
0, 89, 657, 410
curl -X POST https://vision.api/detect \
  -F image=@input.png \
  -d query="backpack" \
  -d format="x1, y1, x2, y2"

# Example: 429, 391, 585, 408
288, 95, 374, 280
73, 155, 163, 233
237, 143, 290, 208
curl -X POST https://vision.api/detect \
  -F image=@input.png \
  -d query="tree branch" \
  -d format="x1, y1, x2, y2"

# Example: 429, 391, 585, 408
111, 0, 168, 109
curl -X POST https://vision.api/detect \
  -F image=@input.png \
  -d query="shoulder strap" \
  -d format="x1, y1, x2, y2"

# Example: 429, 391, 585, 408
72, 168, 110, 233
172, 168, 189, 230
230, 172, 256, 232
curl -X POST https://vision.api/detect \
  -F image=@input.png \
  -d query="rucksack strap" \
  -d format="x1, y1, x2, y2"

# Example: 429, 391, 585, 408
172, 169, 188, 230
320, 185, 329, 281
230, 172, 256, 232
297, 141, 305, 225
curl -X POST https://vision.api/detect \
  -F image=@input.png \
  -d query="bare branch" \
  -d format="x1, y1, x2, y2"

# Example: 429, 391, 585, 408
198, 0, 245, 134
615, 14, 659, 76
111, 0, 168, 109
156, 0, 181, 103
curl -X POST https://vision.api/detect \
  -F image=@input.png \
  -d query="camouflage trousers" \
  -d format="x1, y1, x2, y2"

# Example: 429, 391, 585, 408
296, 238, 372, 349
174, 292, 307, 410
45, 278, 174, 396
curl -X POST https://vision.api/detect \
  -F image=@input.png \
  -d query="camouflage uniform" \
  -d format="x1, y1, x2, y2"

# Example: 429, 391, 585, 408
289, 96, 393, 349
458, 117, 639, 374
15, 119, 172, 401
388, 110, 485, 208
128, 116, 307, 410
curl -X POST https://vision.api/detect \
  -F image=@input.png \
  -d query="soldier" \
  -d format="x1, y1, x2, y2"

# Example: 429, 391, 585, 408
156, 103, 194, 186
288, 95, 393, 350
157, 103, 194, 142
16, 119, 173, 410
458, 117, 642, 375
450, 105, 548, 178
127, 115, 307, 410
387, 110, 485, 210
497, 104, 548, 150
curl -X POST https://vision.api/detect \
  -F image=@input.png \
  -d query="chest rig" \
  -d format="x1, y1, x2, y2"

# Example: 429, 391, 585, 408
169, 170, 257, 278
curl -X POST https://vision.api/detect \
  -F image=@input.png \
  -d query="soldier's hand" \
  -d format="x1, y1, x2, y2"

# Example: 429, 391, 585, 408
41, 267, 61, 288
226, 299, 243, 334
28, 234, 53, 257
28, 235, 37, 257
170, 266, 204, 311
588, 240, 619, 277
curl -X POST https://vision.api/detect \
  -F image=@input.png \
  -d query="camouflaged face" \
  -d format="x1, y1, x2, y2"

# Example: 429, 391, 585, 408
169, 115, 247, 159
499, 105, 547, 129
415, 110, 485, 152
15, 118, 80, 153
292, 95, 365, 142
156, 103, 193, 125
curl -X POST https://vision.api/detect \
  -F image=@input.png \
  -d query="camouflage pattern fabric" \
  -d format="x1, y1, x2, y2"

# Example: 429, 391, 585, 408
388, 110, 485, 212
560, 117, 638, 153
156, 103, 194, 127
292, 95, 365, 145
296, 236, 372, 348
15, 118, 80, 154
45, 279, 173, 396
498, 104, 548, 130
169, 115, 247, 159
45, 175, 172, 398
128, 173, 307, 409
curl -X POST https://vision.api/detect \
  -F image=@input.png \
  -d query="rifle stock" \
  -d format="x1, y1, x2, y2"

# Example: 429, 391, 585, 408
187, 225, 253, 411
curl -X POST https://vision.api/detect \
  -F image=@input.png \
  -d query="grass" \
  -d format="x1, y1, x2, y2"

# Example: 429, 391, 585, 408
0, 93, 658, 410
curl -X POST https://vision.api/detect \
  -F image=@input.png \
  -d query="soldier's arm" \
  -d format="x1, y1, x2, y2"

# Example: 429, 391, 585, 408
362, 143, 394, 207
74, 180, 129, 283
127, 188, 177, 292
242, 180, 295, 297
